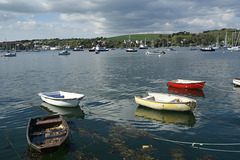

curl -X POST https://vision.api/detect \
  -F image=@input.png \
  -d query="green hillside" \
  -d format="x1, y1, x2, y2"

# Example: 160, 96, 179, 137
1, 28, 239, 51
107, 34, 169, 41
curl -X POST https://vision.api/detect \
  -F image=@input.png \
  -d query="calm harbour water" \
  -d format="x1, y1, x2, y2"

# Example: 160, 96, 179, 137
0, 48, 240, 160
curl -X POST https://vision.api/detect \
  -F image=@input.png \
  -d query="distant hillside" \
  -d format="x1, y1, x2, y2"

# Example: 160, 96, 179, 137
107, 28, 239, 47
1, 28, 239, 51
107, 34, 169, 41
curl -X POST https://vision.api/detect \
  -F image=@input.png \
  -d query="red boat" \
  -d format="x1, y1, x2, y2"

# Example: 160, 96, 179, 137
168, 79, 205, 89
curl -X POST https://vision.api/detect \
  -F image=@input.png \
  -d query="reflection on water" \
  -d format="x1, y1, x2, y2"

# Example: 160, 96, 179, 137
168, 86, 205, 97
233, 86, 240, 92
2, 49, 240, 159
135, 105, 196, 127
40, 102, 84, 119
27, 138, 70, 160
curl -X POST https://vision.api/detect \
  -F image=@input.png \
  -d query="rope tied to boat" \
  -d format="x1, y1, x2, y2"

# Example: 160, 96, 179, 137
152, 136, 240, 153
0, 126, 22, 160
205, 83, 238, 93
153, 137, 240, 146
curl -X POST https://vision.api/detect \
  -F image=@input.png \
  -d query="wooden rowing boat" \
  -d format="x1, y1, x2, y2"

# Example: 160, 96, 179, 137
233, 78, 240, 86
26, 115, 69, 153
168, 79, 205, 89
134, 92, 196, 112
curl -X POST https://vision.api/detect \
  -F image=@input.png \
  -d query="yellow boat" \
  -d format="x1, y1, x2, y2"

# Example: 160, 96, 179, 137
134, 92, 196, 112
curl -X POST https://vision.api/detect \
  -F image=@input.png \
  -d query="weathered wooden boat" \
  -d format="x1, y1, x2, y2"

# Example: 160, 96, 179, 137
168, 79, 205, 89
233, 78, 240, 86
38, 91, 84, 107
26, 114, 69, 153
134, 92, 196, 112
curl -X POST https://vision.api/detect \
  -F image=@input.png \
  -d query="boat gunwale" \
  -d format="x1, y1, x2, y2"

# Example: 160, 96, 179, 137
38, 91, 84, 100
134, 92, 196, 112
134, 95, 196, 104
134, 92, 197, 104
26, 114, 69, 153
233, 78, 240, 81
169, 79, 205, 84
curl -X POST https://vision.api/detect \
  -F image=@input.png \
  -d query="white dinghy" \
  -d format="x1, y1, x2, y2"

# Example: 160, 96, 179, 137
38, 91, 84, 107
233, 78, 240, 86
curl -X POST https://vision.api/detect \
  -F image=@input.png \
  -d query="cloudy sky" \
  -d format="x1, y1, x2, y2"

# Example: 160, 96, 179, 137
0, 0, 239, 41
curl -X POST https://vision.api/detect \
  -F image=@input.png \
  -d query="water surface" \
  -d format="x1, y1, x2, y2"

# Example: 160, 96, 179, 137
1, 48, 240, 159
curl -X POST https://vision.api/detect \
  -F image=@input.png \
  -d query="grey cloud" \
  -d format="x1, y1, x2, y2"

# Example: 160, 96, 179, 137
0, 0, 239, 40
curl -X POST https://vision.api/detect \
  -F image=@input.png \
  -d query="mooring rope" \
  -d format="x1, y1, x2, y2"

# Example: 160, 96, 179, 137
194, 108, 240, 129
0, 126, 22, 160
152, 136, 240, 153
205, 83, 237, 93
153, 137, 240, 146
191, 146, 240, 153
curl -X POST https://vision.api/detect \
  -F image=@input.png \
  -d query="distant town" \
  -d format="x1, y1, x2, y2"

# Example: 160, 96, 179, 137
0, 28, 239, 51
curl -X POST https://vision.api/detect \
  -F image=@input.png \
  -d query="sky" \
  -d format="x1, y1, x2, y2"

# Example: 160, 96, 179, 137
0, 0, 240, 41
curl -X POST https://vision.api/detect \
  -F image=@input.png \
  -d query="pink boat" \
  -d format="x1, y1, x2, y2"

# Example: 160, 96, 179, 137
168, 79, 205, 89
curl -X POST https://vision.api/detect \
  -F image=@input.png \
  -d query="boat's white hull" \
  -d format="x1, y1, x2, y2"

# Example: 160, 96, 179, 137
233, 78, 240, 86
227, 46, 240, 51
59, 50, 70, 55
40, 97, 80, 107
126, 48, 137, 52
145, 50, 164, 55
38, 91, 84, 107
134, 92, 196, 112
4, 52, 16, 57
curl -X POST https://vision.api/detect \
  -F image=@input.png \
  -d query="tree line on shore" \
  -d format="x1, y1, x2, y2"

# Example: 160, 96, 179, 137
0, 28, 239, 51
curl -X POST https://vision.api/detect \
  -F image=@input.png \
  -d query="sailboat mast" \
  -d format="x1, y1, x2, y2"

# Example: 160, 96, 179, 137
224, 31, 228, 47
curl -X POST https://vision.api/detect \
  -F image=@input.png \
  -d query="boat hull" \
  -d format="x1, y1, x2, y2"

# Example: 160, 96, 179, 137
233, 78, 240, 86
134, 92, 196, 112
126, 48, 137, 52
200, 47, 215, 51
4, 53, 16, 57
40, 96, 81, 107
59, 50, 70, 55
38, 91, 84, 107
26, 115, 69, 153
168, 79, 205, 89
145, 50, 165, 55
